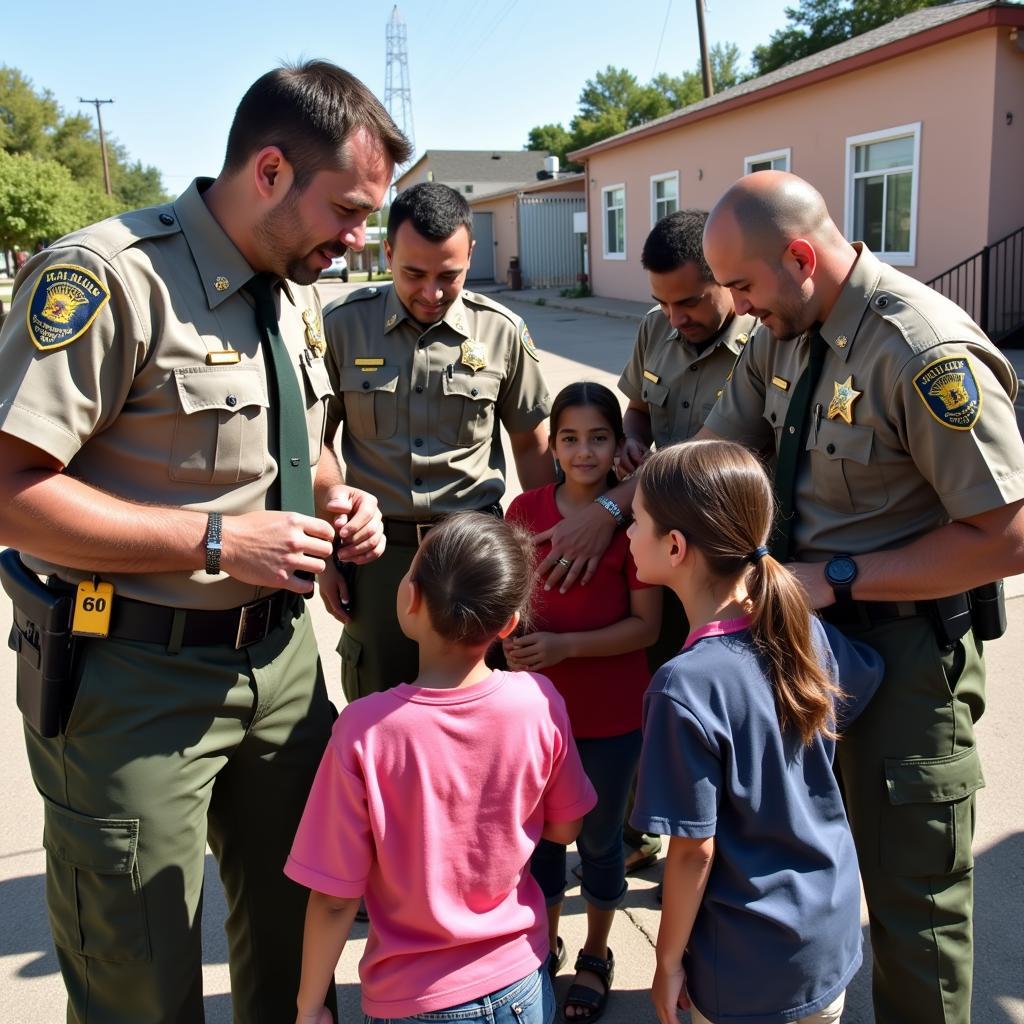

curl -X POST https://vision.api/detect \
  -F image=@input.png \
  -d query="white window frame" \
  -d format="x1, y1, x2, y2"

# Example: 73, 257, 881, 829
744, 148, 791, 174
844, 122, 921, 266
650, 171, 679, 227
602, 183, 627, 260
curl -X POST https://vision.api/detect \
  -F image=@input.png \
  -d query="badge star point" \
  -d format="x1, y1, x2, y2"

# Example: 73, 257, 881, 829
827, 375, 861, 424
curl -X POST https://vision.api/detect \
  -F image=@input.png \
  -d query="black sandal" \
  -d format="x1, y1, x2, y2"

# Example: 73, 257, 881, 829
548, 935, 567, 979
562, 947, 614, 1022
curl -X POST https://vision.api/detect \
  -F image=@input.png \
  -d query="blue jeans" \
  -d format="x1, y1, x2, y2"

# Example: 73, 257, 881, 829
531, 730, 643, 910
364, 966, 553, 1023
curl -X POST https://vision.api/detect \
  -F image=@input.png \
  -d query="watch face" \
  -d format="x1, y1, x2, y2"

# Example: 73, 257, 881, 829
827, 556, 857, 585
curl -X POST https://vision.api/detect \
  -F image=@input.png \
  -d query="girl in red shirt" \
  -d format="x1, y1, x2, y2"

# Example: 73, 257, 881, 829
506, 382, 662, 1022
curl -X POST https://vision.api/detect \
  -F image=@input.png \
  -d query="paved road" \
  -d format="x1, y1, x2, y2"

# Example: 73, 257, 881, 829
1, 288, 1021, 1022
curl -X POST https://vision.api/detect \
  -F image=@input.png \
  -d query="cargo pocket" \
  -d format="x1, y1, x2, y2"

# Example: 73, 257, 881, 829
42, 796, 149, 962
338, 630, 363, 705
881, 746, 985, 876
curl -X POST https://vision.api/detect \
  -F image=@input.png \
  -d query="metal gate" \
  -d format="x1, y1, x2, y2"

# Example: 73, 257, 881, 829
518, 194, 585, 288
468, 211, 495, 281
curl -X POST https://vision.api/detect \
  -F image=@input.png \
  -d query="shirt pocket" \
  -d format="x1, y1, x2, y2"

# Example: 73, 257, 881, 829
762, 383, 790, 446
439, 370, 502, 448
641, 378, 672, 440
169, 365, 269, 484
301, 356, 333, 466
336, 366, 400, 440
807, 418, 887, 514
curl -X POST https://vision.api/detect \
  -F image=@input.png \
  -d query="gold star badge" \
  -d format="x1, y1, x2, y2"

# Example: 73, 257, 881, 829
460, 339, 487, 371
301, 308, 325, 357
214, 276, 229, 292
828, 376, 861, 424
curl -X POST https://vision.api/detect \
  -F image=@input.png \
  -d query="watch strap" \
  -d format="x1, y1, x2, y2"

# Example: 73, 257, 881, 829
205, 512, 223, 576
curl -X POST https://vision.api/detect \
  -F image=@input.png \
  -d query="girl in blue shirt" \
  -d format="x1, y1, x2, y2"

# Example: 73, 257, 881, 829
627, 440, 883, 1024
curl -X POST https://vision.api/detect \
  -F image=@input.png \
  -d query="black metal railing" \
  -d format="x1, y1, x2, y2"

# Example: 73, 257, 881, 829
926, 225, 1024, 343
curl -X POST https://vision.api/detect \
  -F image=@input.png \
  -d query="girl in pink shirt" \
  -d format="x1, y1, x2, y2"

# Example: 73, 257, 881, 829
286, 512, 596, 1024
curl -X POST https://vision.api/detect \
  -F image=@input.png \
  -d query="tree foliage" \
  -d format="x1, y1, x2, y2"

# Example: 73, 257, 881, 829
751, 0, 947, 75
526, 44, 747, 167
0, 65, 169, 248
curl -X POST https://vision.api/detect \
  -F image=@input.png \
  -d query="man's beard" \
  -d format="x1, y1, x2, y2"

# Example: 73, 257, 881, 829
254, 194, 341, 286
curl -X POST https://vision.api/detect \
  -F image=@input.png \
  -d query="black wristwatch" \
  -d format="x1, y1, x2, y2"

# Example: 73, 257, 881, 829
205, 512, 223, 575
825, 553, 858, 603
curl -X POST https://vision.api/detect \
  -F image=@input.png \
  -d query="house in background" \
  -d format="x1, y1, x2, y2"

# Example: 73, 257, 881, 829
468, 173, 586, 287
569, 0, 1024, 343
394, 150, 554, 199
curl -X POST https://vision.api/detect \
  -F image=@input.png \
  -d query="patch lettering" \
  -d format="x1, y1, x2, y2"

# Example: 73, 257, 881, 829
27, 264, 110, 351
913, 356, 982, 430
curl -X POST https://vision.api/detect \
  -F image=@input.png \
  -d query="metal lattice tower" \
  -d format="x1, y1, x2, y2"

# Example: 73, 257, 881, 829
385, 6, 415, 172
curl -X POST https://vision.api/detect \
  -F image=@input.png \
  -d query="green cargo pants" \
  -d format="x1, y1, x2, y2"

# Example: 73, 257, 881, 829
25, 598, 337, 1024
337, 538, 420, 701
833, 613, 985, 1024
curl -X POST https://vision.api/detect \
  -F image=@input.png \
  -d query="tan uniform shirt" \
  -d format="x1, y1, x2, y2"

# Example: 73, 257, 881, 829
0, 178, 332, 608
706, 244, 1024, 560
323, 286, 550, 519
619, 310, 755, 445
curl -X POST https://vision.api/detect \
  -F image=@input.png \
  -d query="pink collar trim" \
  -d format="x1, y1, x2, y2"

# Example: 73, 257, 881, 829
683, 614, 753, 651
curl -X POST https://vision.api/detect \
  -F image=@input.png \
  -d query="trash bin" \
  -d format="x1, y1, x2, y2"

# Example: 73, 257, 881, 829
507, 256, 522, 291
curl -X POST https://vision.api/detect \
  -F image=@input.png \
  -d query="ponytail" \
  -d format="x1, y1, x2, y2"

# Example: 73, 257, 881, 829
637, 441, 840, 745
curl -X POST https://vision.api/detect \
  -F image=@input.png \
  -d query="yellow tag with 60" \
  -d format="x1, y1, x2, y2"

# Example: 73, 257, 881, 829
72, 580, 115, 638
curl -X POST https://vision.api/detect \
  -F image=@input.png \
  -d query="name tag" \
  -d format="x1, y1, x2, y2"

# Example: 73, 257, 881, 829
206, 349, 241, 365
643, 369, 660, 384
771, 376, 790, 391
72, 580, 115, 638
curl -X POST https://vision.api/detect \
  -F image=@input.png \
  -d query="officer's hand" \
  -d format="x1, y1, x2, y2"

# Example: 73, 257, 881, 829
536, 504, 618, 592
785, 560, 834, 609
221, 511, 334, 595
325, 485, 385, 564
618, 437, 650, 476
318, 557, 353, 624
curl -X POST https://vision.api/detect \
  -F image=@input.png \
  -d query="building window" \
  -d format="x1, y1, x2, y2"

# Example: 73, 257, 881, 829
744, 148, 791, 174
650, 172, 679, 226
602, 184, 626, 260
845, 123, 920, 265
464, 184, 474, 193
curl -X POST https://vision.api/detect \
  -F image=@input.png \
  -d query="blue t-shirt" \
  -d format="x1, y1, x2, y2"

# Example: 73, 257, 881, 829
632, 615, 883, 1024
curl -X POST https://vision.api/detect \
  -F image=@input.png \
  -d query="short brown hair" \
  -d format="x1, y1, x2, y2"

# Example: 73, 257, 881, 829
222, 60, 411, 189
413, 513, 535, 648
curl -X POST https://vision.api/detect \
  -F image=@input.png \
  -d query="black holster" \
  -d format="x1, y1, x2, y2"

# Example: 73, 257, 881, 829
0, 549, 77, 737
970, 580, 1007, 641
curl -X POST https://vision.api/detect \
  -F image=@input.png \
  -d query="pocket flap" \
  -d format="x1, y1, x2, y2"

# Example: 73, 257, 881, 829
641, 378, 669, 407
43, 797, 139, 874
174, 364, 269, 415
884, 746, 985, 806
301, 356, 333, 400
442, 370, 501, 402
337, 366, 400, 394
809, 419, 874, 465
338, 629, 362, 666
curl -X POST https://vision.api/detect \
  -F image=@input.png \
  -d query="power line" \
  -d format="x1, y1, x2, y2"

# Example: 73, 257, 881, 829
652, 0, 674, 78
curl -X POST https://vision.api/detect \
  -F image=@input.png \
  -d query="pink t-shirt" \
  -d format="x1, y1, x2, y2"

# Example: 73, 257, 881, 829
285, 670, 596, 1018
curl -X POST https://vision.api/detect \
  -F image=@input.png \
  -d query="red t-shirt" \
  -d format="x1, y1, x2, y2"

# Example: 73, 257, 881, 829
507, 484, 652, 737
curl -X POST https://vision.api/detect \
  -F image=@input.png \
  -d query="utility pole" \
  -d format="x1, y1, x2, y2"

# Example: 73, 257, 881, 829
80, 97, 114, 196
695, 0, 714, 99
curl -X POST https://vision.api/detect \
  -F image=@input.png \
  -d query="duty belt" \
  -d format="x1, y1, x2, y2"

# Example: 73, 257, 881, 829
48, 583, 297, 649
383, 503, 504, 547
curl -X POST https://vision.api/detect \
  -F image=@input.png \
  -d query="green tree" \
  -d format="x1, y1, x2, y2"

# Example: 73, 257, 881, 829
751, 0, 946, 75
0, 67, 59, 156
0, 151, 85, 251
526, 123, 576, 169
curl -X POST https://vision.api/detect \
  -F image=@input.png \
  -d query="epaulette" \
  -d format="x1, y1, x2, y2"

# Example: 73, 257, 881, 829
868, 290, 947, 357
460, 289, 521, 329
342, 285, 385, 304
54, 204, 182, 263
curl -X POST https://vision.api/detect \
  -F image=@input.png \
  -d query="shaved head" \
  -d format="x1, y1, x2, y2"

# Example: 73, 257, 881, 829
707, 171, 838, 263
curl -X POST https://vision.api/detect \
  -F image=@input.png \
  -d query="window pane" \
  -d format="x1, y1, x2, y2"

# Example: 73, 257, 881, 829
856, 136, 913, 172
773, 154, 789, 171
749, 159, 772, 172
854, 175, 884, 250
884, 171, 912, 253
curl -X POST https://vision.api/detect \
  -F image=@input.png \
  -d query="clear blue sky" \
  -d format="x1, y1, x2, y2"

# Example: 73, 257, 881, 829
5, 1, 791, 193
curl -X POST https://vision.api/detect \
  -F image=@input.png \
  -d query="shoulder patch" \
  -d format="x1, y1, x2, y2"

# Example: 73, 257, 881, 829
520, 322, 540, 362
913, 355, 982, 430
26, 264, 110, 351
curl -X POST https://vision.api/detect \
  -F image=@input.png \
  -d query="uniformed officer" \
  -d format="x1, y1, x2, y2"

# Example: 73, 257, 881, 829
699, 171, 1024, 1024
0, 62, 409, 1024
319, 182, 553, 699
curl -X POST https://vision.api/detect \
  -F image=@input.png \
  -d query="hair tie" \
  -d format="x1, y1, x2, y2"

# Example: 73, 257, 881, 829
747, 545, 769, 564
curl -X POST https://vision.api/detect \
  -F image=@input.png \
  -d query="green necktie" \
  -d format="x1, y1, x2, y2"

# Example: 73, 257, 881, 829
770, 329, 828, 562
244, 274, 315, 518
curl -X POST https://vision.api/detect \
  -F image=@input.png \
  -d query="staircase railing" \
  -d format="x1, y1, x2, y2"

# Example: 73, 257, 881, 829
926, 226, 1024, 343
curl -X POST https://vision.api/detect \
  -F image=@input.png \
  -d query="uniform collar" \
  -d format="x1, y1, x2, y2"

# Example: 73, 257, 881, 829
672, 311, 752, 361
382, 287, 471, 337
173, 178, 297, 311
819, 242, 882, 362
